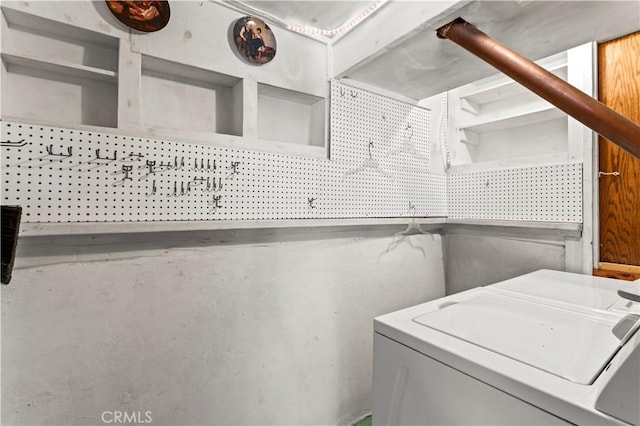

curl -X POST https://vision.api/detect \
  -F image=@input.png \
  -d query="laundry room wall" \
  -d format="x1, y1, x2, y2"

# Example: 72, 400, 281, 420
3, 230, 445, 426
0, 2, 446, 425
420, 43, 595, 295
443, 233, 566, 294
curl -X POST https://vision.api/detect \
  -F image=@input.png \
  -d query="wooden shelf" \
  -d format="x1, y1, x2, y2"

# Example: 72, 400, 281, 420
458, 103, 565, 134
16, 217, 583, 238
2, 52, 117, 83
18, 217, 448, 236
459, 56, 567, 104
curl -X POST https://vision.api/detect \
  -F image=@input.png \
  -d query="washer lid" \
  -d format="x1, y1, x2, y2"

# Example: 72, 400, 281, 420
492, 269, 621, 310
412, 291, 629, 385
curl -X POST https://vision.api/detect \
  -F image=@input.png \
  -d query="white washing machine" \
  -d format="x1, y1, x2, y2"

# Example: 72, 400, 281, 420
373, 269, 640, 425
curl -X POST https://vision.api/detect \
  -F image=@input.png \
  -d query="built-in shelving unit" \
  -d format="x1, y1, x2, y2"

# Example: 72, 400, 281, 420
448, 51, 570, 165
140, 55, 243, 137
0, 3, 330, 159
1, 7, 119, 128
258, 83, 326, 148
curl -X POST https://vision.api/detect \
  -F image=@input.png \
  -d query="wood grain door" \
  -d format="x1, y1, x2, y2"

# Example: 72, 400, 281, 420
597, 31, 640, 280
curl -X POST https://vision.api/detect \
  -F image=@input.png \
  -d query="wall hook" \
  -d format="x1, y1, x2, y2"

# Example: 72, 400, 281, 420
203, 177, 223, 192
156, 161, 172, 172
167, 181, 178, 197
226, 161, 241, 179
146, 179, 157, 197
120, 152, 144, 162
204, 177, 215, 193
308, 197, 317, 208
112, 165, 133, 186
95, 148, 117, 161
138, 160, 157, 180
46, 145, 72, 157
207, 195, 223, 213
190, 177, 206, 188
172, 156, 185, 171
1, 139, 27, 147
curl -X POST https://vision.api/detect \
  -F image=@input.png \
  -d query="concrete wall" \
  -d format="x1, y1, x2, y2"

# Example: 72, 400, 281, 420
444, 232, 565, 295
2, 229, 445, 425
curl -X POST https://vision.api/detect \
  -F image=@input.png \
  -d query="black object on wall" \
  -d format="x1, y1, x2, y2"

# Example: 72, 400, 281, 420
1, 205, 22, 285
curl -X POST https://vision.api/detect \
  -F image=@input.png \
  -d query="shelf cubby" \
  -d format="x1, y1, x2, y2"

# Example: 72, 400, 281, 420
258, 83, 325, 147
140, 56, 243, 137
1, 6, 119, 128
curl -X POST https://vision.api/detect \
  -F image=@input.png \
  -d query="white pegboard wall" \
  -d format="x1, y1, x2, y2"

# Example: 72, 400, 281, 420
448, 163, 583, 222
1, 115, 447, 222
330, 80, 431, 172
0, 122, 320, 222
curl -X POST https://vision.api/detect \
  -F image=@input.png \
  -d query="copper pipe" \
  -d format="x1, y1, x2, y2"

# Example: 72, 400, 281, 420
437, 18, 640, 159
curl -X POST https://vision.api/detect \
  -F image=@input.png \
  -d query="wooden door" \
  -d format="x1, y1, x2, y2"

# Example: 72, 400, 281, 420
596, 32, 640, 280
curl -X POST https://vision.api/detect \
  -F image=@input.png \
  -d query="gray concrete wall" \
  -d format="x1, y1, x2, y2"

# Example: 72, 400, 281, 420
2, 230, 445, 425
444, 233, 566, 295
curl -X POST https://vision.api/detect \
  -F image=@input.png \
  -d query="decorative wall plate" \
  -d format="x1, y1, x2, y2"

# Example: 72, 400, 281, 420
231, 16, 277, 65
105, 1, 170, 32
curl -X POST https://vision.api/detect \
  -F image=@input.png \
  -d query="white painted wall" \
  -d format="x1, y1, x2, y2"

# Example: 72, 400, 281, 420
0, 2, 447, 425
2, 230, 445, 425
444, 233, 565, 295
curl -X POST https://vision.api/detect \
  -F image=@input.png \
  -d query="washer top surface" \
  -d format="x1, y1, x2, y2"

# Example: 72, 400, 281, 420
412, 289, 625, 384
491, 269, 623, 310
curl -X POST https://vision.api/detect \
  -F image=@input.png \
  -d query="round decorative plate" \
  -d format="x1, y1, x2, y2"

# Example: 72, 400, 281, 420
105, 1, 171, 33
231, 16, 277, 65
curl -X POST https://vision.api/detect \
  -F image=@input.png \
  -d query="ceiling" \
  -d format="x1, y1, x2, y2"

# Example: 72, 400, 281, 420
341, 0, 640, 99
237, 1, 380, 37
232, 1, 640, 99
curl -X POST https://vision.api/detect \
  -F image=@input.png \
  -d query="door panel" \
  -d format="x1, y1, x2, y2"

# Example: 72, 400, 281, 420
598, 32, 640, 268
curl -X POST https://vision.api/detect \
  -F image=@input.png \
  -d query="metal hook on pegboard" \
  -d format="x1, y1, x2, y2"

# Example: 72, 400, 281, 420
95, 148, 117, 162
226, 161, 241, 179
189, 177, 207, 188
46, 145, 72, 158
207, 195, 223, 213
120, 152, 144, 162
172, 156, 185, 171
146, 179, 157, 197
1, 139, 27, 148
112, 165, 133, 186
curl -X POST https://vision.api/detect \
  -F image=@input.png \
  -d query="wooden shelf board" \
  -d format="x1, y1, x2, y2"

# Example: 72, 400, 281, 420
18, 217, 449, 236
2, 52, 117, 83
459, 106, 565, 134
458, 56, 568, 104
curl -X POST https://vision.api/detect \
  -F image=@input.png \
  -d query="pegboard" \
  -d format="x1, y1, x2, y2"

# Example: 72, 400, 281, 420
448, 163, 583, 222
0, 122, 323, 222
330, 80, 431, 172
317, 160, 447, 218
1, 113, 446, 223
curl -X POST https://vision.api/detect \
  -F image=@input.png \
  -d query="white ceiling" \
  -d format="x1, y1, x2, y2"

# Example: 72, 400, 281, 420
342, 0, 640, 99
239, 1, 379, 37
233, 1, 640, 99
